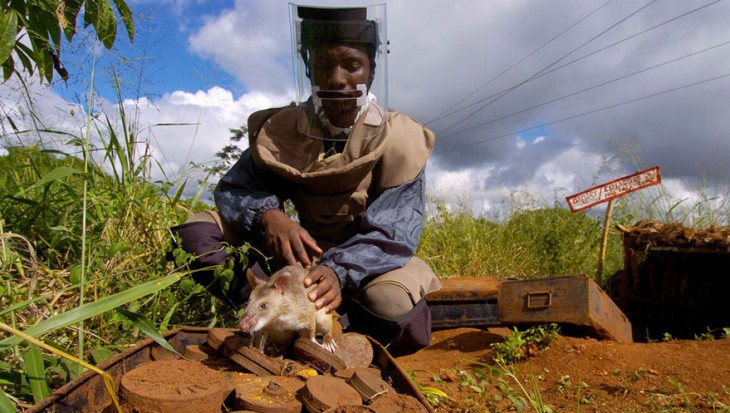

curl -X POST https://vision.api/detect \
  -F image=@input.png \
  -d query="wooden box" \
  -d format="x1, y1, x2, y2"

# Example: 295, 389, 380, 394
498, 276, 633, 343
426, 277, 502, 329
606, 221, 730, 341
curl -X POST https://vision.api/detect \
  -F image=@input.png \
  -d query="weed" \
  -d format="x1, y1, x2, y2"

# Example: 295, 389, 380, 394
706, 391, 730, 412
666, 376, 691, 409
491, 324, 560, 365
639, 375, 730, 412
455, 368, 491, 405
494, 362, 555, 413
419, 202, 624, 281
575, 380, 591, 406
407, 370, 452, 408
695, 327, 717, 341
628, 368, 651, 384
557, 374, 571, 395
0, 55, 234, 408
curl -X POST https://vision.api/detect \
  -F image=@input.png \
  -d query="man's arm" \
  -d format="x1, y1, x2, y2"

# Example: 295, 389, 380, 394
214, 149, 283, 235
318, 169, 427, 293
214, 149, 322, 267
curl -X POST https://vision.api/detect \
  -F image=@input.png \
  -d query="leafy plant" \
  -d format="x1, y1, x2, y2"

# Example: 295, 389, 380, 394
492, 362, 555, 413
491, 324, 561, 365
694, 327, 717, 341
0, 0, 134, 83
0, 31, 239, 410
407, 369, 452, 408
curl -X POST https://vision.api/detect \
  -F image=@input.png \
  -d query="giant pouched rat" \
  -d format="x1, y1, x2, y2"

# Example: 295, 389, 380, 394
239, 264, 336, 352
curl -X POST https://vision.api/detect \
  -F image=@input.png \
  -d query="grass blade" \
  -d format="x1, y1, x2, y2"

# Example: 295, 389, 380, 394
0, 273, 183, 348
24, 166, 82, 191
116, 308, 181, 356
0, 387, 19, 413
22, 344, 50, 403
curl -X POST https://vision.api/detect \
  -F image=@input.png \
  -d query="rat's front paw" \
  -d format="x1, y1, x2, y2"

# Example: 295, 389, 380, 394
321, 333, 337, 352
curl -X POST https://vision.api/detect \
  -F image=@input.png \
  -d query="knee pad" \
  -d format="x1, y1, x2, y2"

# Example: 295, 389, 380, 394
359, 280, 417, 319
171, 221, 229, 267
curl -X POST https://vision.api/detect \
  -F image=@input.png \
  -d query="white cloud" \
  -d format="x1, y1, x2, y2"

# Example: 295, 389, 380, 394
119, 86, 291, 182
187, 0, 292, 93
1, 76, 290, 196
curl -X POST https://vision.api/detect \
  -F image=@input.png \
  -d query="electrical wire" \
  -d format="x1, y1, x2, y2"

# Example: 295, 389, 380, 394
434, 71, 730, 156
424, 0, 616, 126
433, 0, 661, 137
432, 0, 721, 137
437, 39, 730, 140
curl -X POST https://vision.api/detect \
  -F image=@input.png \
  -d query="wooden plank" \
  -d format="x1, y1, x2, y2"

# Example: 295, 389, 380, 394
425, 277, 501, 302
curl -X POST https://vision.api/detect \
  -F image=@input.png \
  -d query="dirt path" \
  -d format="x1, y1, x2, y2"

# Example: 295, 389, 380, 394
397, 327, 730, 412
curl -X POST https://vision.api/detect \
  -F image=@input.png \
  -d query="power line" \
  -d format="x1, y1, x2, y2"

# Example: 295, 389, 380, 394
438, 39, 730, 140
433, 0, 660, 138
435, 0, 725, 142
434, 71, 730, 156
535, 0, 724, 83
424, 0, 616, 126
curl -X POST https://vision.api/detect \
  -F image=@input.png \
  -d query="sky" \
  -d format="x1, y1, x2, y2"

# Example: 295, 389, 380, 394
3, 0, 730, 218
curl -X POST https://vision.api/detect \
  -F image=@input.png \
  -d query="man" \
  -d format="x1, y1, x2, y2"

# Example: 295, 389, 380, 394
173, 4, 440, 356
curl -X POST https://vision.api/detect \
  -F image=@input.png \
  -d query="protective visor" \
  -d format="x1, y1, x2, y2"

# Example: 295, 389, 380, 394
289, 3, 388, 132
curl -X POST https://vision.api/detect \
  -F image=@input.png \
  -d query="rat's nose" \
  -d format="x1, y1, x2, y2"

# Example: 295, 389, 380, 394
239, 315, 255, 332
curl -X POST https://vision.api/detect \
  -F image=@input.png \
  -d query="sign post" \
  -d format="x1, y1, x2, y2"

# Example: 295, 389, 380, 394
566, 166, 662, 282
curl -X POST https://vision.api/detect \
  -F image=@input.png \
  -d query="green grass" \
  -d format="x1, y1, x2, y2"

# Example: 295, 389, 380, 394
418, 201, 624, 282
0, 70, 236, 409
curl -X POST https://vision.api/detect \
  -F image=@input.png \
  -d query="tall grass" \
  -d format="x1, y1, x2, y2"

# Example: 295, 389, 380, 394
418, 201, 623, 281
418, 177, 730, 282
0, 72, 231, 409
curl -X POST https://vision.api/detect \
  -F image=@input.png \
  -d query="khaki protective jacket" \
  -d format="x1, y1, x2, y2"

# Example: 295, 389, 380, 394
248, 102, 434, 247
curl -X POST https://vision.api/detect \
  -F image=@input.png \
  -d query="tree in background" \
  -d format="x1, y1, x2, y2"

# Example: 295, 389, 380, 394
0, 0, 134, 83
205, 125, 246, 184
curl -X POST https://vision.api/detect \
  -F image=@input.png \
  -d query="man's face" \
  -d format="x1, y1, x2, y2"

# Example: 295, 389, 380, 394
309, 44, 372, 128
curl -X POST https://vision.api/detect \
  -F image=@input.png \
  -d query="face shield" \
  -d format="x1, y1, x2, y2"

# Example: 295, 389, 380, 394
290, 4, 388, 135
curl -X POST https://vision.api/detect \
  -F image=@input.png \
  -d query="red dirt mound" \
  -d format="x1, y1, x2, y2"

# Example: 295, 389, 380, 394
398, 327, 730, 412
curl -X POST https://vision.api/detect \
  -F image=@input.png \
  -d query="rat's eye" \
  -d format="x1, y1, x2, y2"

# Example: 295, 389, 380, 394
259, 303, 267, 310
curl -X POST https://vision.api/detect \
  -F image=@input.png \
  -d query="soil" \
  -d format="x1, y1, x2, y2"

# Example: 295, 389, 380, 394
397, 327, 730, 412
619, 220, 730, 249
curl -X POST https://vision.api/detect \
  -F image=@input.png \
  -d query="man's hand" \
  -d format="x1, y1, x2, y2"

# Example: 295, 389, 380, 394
259, 209, 322, 267
304, 265, 342, 313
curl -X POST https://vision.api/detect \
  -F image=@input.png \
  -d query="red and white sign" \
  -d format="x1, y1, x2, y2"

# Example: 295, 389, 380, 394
566, 166, 661, 212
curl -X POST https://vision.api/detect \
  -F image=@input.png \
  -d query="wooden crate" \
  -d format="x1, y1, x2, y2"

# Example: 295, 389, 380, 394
498, 276, 633, 343
27, 327, 434, 413
606, 223, 730, 341
425, 277, 501, 329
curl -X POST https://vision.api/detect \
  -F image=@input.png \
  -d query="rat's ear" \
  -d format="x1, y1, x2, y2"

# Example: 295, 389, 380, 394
273, 270, 292, 295
246, 268, 265, 288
